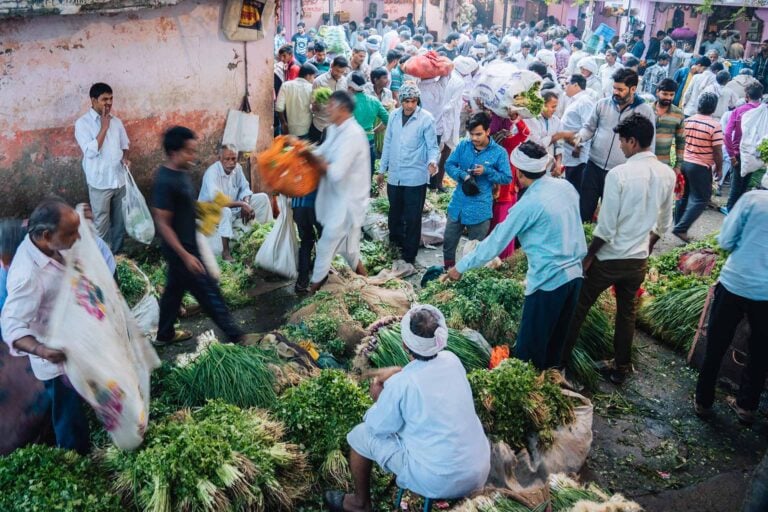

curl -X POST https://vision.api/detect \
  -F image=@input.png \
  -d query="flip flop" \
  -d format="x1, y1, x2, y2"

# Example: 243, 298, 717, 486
152, 329, 193, 347
323, 490, 346, 512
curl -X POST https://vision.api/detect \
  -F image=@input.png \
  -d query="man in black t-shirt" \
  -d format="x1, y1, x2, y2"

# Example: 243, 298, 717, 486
151, 126, 244, 345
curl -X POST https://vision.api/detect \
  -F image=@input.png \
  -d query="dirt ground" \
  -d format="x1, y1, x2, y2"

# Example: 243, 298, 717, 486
158, 194, 766, 512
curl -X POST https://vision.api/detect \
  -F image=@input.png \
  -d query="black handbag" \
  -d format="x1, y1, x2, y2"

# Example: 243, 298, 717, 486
462, 176, 481, 196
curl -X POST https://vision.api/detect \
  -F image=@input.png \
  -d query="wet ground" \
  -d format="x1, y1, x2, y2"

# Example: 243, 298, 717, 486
156, 190, 766, 512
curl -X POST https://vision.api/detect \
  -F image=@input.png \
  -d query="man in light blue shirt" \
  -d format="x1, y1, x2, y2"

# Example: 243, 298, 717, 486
443, 112, 511, 268
327, 306, 490, 511
694, 190, 768, 424
447, 142, 586, 370
377, 83, 439, 264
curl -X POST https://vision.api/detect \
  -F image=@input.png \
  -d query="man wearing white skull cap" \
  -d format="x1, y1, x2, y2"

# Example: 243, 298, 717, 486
325, 305, 490, 511
448, 141, 587, 371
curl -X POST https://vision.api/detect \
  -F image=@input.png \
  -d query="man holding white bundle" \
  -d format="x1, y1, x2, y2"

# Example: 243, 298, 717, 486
309, 91, 371, 292
326, 305, 490, 512
448, 142, 586, 371
198, 144, 272, 261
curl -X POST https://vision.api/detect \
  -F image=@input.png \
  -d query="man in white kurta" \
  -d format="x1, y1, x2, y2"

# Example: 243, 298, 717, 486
198, 145, 272, 260
327, 305, 489, 511
309, 91, 371, 291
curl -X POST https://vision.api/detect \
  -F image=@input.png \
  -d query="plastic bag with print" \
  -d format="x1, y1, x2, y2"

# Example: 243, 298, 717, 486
46, 209, 160, 450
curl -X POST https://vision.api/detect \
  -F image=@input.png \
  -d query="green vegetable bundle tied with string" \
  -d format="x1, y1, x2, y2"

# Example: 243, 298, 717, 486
312, 87, 333, 105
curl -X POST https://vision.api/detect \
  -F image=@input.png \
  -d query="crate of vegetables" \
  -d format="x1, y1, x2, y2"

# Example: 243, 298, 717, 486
257, 135, 324, 197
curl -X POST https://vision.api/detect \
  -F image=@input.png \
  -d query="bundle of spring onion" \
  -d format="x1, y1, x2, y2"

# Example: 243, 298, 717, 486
163, 341, 278, 409
273, 370, 372, 486
103, 400, 308, 512
640, 283, 709, 352
367, 323, 490, 372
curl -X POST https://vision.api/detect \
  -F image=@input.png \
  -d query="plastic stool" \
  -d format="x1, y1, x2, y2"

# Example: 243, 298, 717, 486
393, 488, 433, 511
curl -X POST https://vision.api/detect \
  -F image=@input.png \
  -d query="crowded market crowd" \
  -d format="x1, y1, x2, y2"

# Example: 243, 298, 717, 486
2, 10, 768, 512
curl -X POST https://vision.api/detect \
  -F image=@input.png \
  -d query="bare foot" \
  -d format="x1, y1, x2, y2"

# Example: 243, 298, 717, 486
355, 261, 368, 277
343, 494, 372, 512
222, 252, 235, 262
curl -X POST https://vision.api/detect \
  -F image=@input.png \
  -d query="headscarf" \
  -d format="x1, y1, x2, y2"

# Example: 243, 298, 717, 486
476, 33, 489, 45
399, 81, 421, 101
536, 49, 556, 68
366, 35, 381, 52
577, 56, 599, 76
453, 56, 479, 76
511, 146, 551, 175
400, 305, 448, 357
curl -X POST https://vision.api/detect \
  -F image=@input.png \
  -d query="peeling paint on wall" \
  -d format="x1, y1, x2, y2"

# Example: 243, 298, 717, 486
0, 0, 275, 216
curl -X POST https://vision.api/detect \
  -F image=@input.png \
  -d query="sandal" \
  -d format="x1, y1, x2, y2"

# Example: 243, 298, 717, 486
153, 329, 193, 347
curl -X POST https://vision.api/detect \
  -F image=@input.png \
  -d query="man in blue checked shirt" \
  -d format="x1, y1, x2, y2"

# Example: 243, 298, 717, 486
447, 142, 587, 370
442, 112, 512, 268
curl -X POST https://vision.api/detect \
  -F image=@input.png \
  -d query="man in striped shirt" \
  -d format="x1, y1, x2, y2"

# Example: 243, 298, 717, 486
653, 78, 685, 173
673, 93, 723, 241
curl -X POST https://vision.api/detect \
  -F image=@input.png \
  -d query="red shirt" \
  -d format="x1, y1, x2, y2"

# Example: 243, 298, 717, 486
496, 120, 530, 202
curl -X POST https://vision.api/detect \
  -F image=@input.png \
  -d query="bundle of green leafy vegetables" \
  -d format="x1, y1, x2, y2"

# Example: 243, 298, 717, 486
163, 342, 278, 409
366, 322, 490, 372
512, 82, 545, 117
758, 137, 768, 164
360, 239, 398, 275
273, 370, 372, 486
369, 196, 390, 215
419, 267, 526, 344
468, 359, 575, 451
231, 221, 274, 265
312, 87, 333, 105
103, 400, 308, 512
116, 257, 149, 308
0, 445, 121, 512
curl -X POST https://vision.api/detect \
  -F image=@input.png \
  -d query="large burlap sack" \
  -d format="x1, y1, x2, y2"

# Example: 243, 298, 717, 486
289, 272, 415, 351
363, 211, 389, 242
421, 210, 446, 246
486, 390, 593, 497
471, 63, 542, 119
47, 211, 161, 450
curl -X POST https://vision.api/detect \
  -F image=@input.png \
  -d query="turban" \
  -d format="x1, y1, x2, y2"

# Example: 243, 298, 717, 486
399, 81, 420, 101
577, 56, 599, 76
453, 56, 479, 76
536, 49, 556, 68
400, 305, 448, 358
366, 36, 381, 51
476, 33, 489, 45
511, 146, 551, 175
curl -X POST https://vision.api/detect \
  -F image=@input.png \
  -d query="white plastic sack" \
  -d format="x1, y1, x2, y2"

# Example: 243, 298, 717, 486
222, 109, 260, 153
255, 195, 298, 279
421, 210, 446, 246
471, 64, 542, 119
47, 212, 161, 450
122, 166, 155, 244
739, 103, 768, 177
125, 261, 159, 338
363, 211, 389, 242
197, 231, 221, 281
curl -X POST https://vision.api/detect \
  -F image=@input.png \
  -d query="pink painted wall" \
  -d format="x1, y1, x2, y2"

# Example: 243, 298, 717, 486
0, 0, 275, 216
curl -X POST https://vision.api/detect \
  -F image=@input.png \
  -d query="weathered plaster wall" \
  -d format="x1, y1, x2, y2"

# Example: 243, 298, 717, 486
0, 0, 274, 216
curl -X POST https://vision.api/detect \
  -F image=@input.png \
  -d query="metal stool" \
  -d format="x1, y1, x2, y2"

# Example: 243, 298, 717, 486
393, 488, 433, 512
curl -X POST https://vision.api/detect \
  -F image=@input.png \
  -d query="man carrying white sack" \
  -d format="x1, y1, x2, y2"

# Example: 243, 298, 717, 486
309, 91, 371, 293
198, 144, 272, 261
324, 305, 490, 512
448, 142, 587, 371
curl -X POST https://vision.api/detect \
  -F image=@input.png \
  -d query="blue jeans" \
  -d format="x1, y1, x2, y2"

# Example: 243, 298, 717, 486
516, 278, 583, 370
44, 376, 91, 455
674, 161, 712, 234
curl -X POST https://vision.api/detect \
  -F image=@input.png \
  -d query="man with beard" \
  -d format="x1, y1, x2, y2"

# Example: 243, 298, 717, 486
573, 68, 655, 222
653, 78, 685, 174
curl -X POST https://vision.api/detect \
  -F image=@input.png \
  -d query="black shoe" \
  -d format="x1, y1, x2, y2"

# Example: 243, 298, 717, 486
599, 365, 629, 385
294, 281, 309, 294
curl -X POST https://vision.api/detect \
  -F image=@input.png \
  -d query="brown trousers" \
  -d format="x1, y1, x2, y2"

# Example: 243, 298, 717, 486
561, 258, 648, 368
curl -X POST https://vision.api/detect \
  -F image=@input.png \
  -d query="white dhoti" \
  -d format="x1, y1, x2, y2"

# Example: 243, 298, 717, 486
310, 216, 362, 283
207, 192, 273, 255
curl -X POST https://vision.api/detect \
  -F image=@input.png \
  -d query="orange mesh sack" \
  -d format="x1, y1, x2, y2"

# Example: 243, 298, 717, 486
257, 136, 321, 197
402, 50, 454, 79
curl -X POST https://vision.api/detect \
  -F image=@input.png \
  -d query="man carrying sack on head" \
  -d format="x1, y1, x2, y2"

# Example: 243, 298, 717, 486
324, 305, 490, 512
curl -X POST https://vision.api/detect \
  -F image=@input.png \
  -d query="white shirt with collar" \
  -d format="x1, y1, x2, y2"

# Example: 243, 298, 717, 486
599, 61, 624, 97
561, 91, 596, 167
594, 151, 676, 261
74, 108, 129, 190
198, 161, 252, 203
1, 236, 67, 380
275, 77, 314, 136
526, 114, 563, 167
